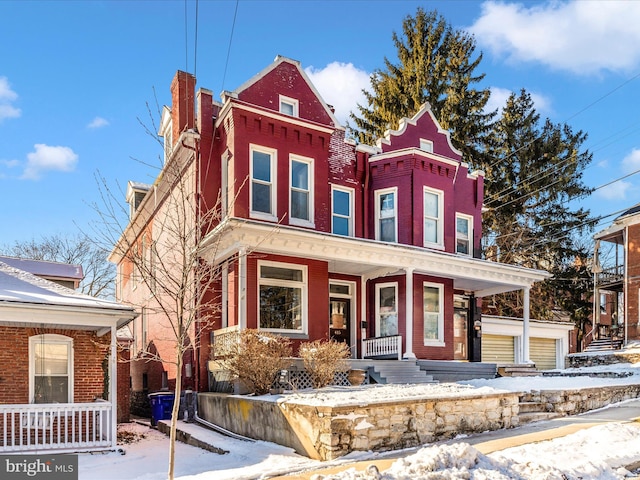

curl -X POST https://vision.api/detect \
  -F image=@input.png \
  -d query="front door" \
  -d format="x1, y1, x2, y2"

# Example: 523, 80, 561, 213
453, 296, 469, 360
330, 298, 351, 346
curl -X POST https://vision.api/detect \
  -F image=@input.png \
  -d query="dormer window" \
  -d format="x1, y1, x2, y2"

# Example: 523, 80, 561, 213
420, 139, 433, 153
126, 182, 151, 220
279, 95, 299, 117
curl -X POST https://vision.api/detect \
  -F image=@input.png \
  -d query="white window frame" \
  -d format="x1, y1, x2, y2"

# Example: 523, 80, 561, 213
258, 260, 308, 335
420, 138, 433, 153
250, 144, 278, 221
423, 187, 444, 249
331, 185, 354, 236
456, 213, 473, 256
289, 154, 314, 227
375, 187, 398, 243
423, 282, 445, 346
279, 95, 299, 117
29, 334, 74, 404
163, 122, 173, 164
375, 282, 399, 337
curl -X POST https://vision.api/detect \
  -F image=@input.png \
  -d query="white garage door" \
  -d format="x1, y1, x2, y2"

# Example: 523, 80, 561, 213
481, 334, 515, 364
530, 337, 557, 370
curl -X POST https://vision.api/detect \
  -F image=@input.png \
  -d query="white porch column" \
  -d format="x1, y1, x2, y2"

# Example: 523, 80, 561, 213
360, 276, 367, 359
404, 268, 416, 359
239, 247, 247, 329
110, 324, 118, 448
522, 286, 531, 364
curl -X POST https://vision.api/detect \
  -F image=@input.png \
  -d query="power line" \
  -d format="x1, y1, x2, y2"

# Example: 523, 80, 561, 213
221, 0, 240, 93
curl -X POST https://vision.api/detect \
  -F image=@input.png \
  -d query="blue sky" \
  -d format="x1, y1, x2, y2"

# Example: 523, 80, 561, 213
1, 0, 640, 248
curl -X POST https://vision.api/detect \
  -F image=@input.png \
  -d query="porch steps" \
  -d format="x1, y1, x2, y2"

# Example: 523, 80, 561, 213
518, 393, 561, 424
497, 363, 541, 377
584, 337, 623, 352
354, 360, 437, 385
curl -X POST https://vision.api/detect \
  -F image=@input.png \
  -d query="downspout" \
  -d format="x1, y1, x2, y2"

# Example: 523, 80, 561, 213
110, 324, 118, 449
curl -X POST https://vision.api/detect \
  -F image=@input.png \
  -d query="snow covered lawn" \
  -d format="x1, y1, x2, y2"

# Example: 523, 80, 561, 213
77, 359, 640, 480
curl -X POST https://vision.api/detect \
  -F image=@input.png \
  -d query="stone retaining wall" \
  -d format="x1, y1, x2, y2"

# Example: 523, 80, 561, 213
566, 352, 640, 368
198, 392, 520, 461
520, 384, 640, 415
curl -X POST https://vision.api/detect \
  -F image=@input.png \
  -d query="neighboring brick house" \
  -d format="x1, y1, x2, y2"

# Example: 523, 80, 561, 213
114, 56, 549, 396
0, 260, 136, 453
592, 203, 640, 347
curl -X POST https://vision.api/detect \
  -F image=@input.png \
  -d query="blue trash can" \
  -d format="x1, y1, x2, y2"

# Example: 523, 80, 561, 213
148, 392, 174, 426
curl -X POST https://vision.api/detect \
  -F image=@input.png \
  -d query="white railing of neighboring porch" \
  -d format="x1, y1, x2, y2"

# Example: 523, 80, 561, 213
362, 335, 402, 360
211, 325, 240, 358
0, 402, 114, 453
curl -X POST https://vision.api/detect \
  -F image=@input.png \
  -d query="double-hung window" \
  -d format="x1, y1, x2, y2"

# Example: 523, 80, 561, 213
375, 283, 398, 337
424, 187, 443, 248
29, 334, 73, 404
250, 145, 277, 220
423, 283, 444, 346
290, 155, 313, 226
375, 188, 397, 242
456, 214, 473, 256
279, 95, 299, 117
331, 186, 353, 236
258, 261, 307, 334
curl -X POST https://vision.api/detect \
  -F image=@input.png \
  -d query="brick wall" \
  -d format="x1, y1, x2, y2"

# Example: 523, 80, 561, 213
0, 326, 111, 405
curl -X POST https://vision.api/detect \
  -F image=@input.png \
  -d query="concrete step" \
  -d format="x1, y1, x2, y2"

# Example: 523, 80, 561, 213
518, 411, 560, 424
498, 364, 541, 377
370, 361, 437, 385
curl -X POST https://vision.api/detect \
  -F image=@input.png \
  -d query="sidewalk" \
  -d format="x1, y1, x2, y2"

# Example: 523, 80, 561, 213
269, 398, 640, 480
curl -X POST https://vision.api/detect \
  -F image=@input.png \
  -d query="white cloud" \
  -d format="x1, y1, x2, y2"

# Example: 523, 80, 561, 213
87, 116, 109, 129
305, 62, 371, 126
595, 180, 633, 200
22, 144, 78, 180
0, 76, 21, 122
470, 1, 640, 75
621, 148, 640, 174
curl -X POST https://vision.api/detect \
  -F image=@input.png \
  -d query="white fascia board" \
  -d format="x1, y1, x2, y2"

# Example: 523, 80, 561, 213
203, 219, 551, 293
0, 302, 136, 330
368, 147, 461, 169
215, 100, 335, 135
482, 315, 573, 338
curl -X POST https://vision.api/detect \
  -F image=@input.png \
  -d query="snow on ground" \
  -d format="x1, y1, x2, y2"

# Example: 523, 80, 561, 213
78, 357, 640, 480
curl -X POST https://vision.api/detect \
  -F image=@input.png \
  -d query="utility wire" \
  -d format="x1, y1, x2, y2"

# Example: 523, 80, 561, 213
194, 0, 199, 78
221, 0, 240, 93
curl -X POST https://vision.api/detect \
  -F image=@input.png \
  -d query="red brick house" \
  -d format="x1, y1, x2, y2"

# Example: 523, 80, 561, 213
114, 56, 549, 395
592, 203, 640, 348
0, 260, 136, 452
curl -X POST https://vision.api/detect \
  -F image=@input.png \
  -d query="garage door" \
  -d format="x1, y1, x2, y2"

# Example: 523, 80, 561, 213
481, 334, 514, 364
530, 337, 557, 370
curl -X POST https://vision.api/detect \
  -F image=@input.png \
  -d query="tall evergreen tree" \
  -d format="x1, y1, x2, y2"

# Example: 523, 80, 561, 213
350, 8, 494, 162
483, 90, 594, 320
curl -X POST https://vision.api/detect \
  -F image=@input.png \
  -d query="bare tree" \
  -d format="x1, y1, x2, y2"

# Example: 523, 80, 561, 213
89, 132, 230, 480
0, 233, 115, 299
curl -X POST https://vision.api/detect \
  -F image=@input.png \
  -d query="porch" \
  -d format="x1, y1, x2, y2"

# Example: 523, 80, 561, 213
0, 401, 114, 453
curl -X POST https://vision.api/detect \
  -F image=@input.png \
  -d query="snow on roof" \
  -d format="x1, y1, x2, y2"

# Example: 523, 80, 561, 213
0, 260, 132, 312
0, 255, 83, 280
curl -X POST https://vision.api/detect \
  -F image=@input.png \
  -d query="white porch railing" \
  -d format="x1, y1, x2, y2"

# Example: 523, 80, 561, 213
211, 325, 240, 359
0, 402, 114, 453
362, 335, 402, 360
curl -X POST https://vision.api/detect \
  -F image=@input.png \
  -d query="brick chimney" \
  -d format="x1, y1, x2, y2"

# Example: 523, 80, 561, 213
170, 71, 196, 148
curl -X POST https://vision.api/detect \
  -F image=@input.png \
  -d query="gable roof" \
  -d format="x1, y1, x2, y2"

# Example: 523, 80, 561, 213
231, 55, 341, 128
0, 261, 136, 331
0, 255, 83, 282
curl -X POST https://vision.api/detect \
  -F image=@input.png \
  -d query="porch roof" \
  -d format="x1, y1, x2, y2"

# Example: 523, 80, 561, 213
0, 261, 137, 334
203, 218, 551, 296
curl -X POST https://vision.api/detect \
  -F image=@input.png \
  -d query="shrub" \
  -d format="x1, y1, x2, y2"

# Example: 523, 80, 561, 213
299, 340, 350, 389
222, 329, 292, 395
